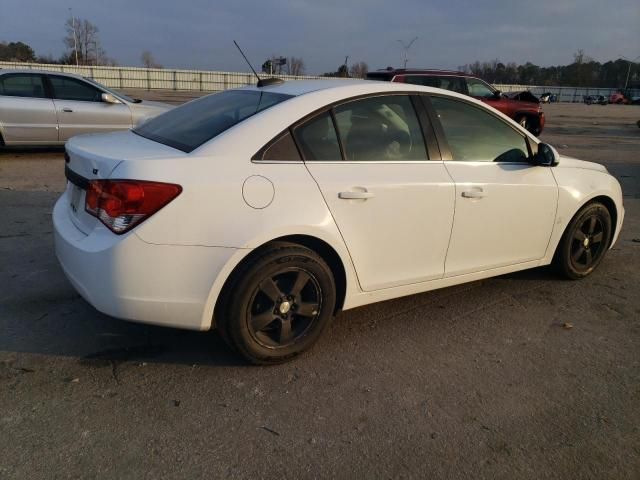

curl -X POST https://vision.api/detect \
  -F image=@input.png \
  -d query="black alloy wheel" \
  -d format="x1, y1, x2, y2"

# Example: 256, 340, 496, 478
216, 242, 336, 364
570, 215, 606, 271
555, 202, 612, 279
248, 268, 322, 348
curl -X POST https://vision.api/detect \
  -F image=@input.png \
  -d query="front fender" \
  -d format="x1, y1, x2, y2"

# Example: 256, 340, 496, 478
543, 168, 624, 263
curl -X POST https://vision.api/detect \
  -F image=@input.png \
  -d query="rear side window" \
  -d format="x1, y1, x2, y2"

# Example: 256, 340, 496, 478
135, 90, 292, 153
430, 96, 529, 162
293, 112, 342, 161
0, 74, 47, 98
49, 76, 102, 102
259, 131, 301, 161
334, 95, 428, 161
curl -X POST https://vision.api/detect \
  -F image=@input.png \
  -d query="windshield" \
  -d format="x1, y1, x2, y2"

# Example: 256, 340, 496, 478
133, 90, 293, 153
84, 77, 136, 103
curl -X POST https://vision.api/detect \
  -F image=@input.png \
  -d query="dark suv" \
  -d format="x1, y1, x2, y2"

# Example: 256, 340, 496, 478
367, 69, 545, 135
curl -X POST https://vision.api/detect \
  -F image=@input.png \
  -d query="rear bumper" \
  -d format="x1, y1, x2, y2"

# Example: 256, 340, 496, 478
53, 191, 237, 330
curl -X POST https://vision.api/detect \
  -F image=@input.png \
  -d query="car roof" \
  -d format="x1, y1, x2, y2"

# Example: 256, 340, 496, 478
0, 68, 85, 80
368, 68, 467, 76
237, 78, 455, 97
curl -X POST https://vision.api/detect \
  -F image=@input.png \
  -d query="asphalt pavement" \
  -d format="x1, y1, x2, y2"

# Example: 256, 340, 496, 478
1, 102, 639, 479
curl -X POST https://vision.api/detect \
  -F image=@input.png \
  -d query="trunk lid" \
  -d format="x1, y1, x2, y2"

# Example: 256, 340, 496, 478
64, 130, 184, 234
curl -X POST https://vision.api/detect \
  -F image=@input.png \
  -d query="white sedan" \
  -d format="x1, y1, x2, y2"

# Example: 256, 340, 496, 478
53, 79, 624, 364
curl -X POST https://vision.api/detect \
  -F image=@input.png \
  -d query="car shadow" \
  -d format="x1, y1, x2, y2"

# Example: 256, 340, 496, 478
0, 262, 565, 370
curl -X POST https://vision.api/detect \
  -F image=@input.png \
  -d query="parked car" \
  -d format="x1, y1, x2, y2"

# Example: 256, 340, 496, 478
54, 79, 624, 364
584, 95, 607, 105
609, 91, 628, 104
609, 89, 640, 105
539, 92, 557, 103
0, 69, 172, 146
366, 68, 545, 135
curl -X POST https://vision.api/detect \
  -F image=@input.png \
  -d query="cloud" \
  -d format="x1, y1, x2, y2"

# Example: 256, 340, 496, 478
1, 0, 638, 73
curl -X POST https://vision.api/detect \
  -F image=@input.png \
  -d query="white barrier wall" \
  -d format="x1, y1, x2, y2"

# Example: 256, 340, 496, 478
1, 61, 637, 101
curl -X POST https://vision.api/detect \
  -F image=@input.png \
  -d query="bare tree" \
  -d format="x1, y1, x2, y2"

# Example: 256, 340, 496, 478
141, 50, 163, 69
349, 61, 368, 78
287, 57, 305, 76
63, 18, 107, 65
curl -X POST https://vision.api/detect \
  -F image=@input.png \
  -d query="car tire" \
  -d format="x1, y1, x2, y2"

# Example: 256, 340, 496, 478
554, 202, 612, 280
216, 242, 336, 364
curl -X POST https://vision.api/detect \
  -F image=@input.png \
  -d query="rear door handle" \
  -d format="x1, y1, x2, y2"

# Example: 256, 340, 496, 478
461, 188, 486, 199
62, 108, 73, 113
338, 190, 374, 200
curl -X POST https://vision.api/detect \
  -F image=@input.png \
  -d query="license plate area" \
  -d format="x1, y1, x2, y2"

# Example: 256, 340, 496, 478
70, 184, 83, 215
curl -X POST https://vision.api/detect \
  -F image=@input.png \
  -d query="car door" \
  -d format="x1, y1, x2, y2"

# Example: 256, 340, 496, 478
0, 73, 58, 144
297, 94, 455, 291
47, 75, 132, 141
427, 95, 557, 277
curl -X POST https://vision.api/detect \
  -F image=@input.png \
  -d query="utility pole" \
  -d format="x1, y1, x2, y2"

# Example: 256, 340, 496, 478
69, 8, 79, 66
619, 55, 640, 90
397, 37, 418, 69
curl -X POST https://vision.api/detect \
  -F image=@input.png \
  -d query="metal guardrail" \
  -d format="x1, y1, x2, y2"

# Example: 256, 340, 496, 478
1, 61, 638, 101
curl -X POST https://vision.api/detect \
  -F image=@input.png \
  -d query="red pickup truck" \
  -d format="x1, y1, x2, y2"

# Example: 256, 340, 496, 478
367, 68, 545, 135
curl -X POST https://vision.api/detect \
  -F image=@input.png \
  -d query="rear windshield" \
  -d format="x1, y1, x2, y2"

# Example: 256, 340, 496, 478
134, 90, 293, 153
366, 72, 393, 81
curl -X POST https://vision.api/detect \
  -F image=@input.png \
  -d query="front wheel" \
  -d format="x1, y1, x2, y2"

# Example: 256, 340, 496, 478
554, 202, 612, 279
216, 243, 336, 364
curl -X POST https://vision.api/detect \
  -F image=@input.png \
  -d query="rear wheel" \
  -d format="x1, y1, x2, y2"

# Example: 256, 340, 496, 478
554, 202, 612, 279
216, 243, 336, 364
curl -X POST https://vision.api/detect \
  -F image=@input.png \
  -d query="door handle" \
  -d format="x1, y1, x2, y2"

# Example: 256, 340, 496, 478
461, 188, 486, 199
338, 190, 374, 200
62, 108, 73, 113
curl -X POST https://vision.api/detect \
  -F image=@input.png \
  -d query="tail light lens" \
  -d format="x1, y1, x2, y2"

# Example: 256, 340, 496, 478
85, 180, 182, 234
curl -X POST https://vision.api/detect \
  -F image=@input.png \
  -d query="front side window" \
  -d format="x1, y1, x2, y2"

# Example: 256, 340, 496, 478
0, 74, 47, 98
293, 112, 342, 161
430, 96, 529, 162
333, 95, 428, 161
466, 78, 495, 98
49, 76, 103, 102
135, 90, 292, 153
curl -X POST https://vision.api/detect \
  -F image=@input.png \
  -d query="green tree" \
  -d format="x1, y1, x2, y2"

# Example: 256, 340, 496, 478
0, 41, 36, 62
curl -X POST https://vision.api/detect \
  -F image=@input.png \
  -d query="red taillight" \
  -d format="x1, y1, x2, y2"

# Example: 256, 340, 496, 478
85, 180, 182, 234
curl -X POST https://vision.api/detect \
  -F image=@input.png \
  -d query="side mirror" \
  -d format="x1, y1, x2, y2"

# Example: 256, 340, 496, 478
493, 90, 502, 98
101, 93, 121, 104
533, 143, 559, 167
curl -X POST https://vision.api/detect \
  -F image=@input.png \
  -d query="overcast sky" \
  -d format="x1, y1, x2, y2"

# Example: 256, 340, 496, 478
1, 0, 639, 74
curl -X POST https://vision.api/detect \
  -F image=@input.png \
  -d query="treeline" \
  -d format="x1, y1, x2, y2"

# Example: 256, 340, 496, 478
0, 17, 116, 66
459, 51, 638, 88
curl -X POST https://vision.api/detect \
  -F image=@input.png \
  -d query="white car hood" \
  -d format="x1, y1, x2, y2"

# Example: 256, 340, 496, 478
558, 155, 608, 173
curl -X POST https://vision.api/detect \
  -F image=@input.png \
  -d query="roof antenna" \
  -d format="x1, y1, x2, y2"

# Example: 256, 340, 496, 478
233, 40, 283, 88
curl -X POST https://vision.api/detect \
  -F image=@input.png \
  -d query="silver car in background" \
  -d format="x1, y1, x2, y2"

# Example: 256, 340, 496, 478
0, 69, 172, 146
